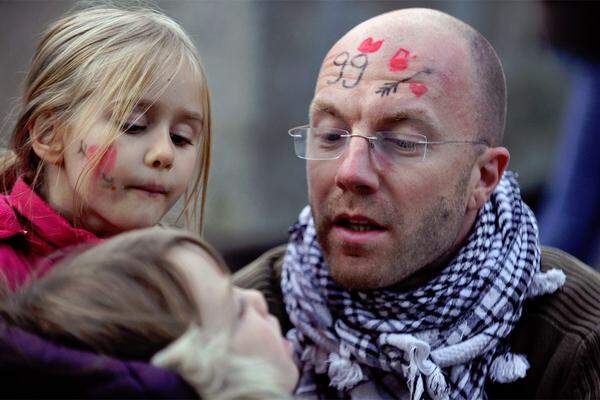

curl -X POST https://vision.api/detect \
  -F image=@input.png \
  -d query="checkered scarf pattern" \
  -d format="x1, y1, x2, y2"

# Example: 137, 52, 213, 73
282, 172, 564, 400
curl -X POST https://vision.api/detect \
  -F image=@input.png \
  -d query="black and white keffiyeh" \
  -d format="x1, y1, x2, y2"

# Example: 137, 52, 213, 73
282, 172, 565, 400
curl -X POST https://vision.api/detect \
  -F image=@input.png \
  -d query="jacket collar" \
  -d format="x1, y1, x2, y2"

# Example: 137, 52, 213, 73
2, 177, 97, 250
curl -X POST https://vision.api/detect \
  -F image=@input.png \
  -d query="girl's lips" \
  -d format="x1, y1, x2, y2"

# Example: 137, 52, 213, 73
129, 184, 167, 194
128, 184, 168, 195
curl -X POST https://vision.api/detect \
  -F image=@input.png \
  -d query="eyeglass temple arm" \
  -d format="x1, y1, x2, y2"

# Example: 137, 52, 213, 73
425, 139, 489, 145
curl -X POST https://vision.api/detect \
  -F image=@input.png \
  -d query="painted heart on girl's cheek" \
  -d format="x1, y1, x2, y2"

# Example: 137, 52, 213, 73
98, 147, 117, 175
86, 145, 117, 174
85, 145, 118, 189
358, 37, 384, 53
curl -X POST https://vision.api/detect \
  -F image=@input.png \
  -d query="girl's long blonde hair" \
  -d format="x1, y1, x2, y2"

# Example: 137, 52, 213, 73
0, 4, 211, 233
0, 227, 289, 399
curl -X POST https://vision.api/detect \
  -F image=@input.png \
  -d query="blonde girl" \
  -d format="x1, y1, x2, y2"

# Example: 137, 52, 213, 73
0, 227, 298, 398
0, 5, 211, 288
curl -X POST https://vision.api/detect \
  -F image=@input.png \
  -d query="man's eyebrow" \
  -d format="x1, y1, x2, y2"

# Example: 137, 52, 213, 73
309, 99, 341, 118
377, 109, 442, 134
383, 110, 429, 123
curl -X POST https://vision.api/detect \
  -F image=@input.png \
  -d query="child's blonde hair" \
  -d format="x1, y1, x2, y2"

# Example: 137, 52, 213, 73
0, 5, 211, 233
0, 227, 289, 399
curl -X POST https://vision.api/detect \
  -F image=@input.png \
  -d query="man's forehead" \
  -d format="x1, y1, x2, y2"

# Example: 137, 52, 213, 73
320, 25, 469, 81
310, 11, 477, 137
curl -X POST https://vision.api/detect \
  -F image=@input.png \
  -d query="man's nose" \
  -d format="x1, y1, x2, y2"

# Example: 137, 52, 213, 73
144, 127, 174, 170
334, 136, 380, 194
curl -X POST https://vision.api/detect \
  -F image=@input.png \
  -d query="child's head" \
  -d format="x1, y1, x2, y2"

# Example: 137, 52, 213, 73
2, 5, 211, 235
0, 227, 298, 398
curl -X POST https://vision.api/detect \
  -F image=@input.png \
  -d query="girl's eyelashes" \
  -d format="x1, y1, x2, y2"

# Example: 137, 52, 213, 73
122, 123, 146, 134
121, 116, 195, 146
170, 133, 193, 147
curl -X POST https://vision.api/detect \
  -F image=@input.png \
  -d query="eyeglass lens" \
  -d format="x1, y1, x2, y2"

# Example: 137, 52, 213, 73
291, 126, 427, 163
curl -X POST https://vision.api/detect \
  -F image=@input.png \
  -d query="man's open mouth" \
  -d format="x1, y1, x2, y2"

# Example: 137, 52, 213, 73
333, 215, 386, 232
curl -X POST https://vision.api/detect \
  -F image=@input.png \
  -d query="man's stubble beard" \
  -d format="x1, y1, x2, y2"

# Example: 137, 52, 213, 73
312, 169, 472, 290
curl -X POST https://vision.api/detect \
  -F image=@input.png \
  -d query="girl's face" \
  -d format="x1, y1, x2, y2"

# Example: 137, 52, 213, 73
49, 64, 204, 236
168, 244, 299, 393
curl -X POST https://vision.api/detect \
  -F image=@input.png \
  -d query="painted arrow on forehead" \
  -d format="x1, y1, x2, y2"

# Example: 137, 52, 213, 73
375, 68, 433, 97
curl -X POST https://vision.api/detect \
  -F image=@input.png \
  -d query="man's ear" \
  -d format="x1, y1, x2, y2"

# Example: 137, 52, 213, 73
30, 114, 64, 165
467, 146, 510, 211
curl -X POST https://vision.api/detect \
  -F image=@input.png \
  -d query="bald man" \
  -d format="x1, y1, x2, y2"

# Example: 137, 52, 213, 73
236, 8, 600, 400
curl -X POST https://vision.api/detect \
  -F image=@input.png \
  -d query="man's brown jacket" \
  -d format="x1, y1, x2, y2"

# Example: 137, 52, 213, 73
234, 246, 600, 399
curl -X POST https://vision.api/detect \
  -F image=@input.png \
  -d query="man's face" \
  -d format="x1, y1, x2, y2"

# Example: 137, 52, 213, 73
307, 22, 481, 289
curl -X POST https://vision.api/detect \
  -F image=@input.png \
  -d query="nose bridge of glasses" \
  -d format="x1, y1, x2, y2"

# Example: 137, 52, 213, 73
348, 133, 376, 149
341, 133, 379, 167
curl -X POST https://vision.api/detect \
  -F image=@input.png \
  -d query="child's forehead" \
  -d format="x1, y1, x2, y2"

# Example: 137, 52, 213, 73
88, 60, 205, 120
168, 243, 235, 325
172, 241, 227, 275
140, 61, 204, 99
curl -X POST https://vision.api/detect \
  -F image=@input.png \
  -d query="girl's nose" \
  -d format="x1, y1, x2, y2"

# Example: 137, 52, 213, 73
144, 130, 174, 170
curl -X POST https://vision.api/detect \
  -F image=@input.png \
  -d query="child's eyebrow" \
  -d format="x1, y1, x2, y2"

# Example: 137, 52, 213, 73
183, 111, 203, 123
137, 98, 203, 124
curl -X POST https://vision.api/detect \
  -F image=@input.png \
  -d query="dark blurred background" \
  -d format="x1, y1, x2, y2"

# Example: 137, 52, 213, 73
1, 1, 597, 270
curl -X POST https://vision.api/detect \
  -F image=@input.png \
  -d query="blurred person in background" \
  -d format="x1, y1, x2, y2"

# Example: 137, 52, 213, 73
536, 1, 600, 269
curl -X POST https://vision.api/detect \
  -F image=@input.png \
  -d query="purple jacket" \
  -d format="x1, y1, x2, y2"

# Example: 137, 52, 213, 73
0, 320, 196, 398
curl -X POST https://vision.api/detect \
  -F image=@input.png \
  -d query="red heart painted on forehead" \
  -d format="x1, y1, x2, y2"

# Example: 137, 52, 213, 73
389, 48, 411, 71
358, 37, 384, 53
409, 83, 428, 97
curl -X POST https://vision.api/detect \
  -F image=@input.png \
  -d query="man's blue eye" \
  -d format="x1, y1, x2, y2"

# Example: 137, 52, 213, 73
385, 138, 419, 152
323, 133, 342, 142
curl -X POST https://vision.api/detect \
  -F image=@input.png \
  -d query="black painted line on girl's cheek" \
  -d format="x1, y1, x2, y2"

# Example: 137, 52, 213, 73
78, 140, 87, 157
100, 173, 116, 191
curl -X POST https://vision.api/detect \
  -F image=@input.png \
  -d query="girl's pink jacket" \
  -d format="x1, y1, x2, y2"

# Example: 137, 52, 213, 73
0, 177, 98, 289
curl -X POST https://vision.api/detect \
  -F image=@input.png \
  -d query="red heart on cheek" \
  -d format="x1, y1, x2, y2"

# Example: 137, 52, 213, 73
87, 145, 117, 175
99, 146, 117, 174
358, 37, 384, 53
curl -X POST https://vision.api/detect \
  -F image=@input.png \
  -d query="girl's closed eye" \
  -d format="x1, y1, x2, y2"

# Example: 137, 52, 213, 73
170, 132, 193, 147
170, 123, 196, 147
122, 113, 149, 135
123, 123, 147, 134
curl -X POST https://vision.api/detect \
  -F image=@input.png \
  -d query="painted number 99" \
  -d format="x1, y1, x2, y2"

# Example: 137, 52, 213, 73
327, 51, 368, 89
